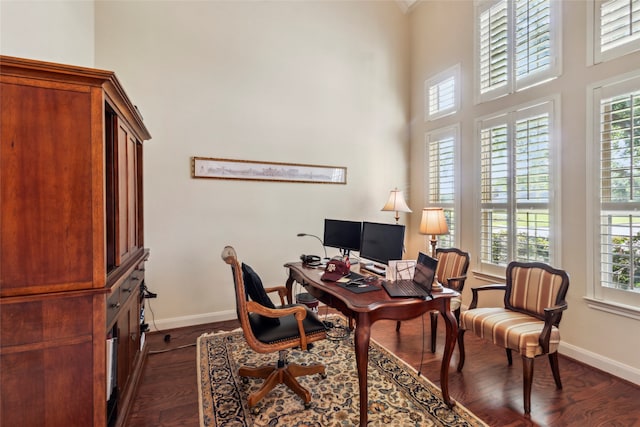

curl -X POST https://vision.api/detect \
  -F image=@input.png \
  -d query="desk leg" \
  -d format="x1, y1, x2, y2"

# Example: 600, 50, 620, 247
354, 314, 371, 427
284, 277, 294, 305
440, 308, 458, 408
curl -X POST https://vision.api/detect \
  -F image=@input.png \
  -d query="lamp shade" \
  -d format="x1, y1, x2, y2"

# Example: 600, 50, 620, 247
381, 188, 412, 213
419, 207, 449, 235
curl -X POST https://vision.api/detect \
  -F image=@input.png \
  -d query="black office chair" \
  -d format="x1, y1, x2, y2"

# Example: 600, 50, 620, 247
221, 246, 327, 412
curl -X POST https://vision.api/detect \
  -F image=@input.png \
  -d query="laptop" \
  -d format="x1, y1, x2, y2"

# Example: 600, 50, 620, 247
382, 252, 438, 298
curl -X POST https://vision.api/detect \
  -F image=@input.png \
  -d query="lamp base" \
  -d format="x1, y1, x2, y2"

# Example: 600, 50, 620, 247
431, 280, 444, 292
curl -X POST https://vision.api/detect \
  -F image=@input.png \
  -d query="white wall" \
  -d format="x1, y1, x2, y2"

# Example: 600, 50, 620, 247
408, 0, 640, 384
0, 0, 94, 66
94, 0, 411, 328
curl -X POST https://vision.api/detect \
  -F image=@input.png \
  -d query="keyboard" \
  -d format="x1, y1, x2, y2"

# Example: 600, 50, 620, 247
362, 264, 386, 275
382, 279, 431, 298
347, 271, 365, 281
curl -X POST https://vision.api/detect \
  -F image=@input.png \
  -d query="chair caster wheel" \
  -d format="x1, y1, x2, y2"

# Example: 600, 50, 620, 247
304, 402, 312, 410
320, 372, 327, 379
251, 406, 260, 415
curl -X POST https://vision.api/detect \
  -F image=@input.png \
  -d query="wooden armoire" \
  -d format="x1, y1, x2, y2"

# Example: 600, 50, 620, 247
0, 56, 151, 426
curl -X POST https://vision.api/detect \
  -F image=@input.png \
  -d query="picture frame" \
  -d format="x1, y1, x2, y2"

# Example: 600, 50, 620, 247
191, 156, 347, 184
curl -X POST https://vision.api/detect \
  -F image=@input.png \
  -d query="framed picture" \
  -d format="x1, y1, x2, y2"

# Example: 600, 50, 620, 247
191, 156, 347, 184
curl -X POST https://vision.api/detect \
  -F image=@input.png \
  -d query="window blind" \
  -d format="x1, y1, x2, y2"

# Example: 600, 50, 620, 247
428, 132, 456, 247
479, 101, 554, 266
600, 0, 640, 53
477, 0, 558, 102
599, 88, 640, 290
514, 113, 550, 262
479, 0, 509, 95
429, 76, 456, 117
480, 122, 510, 264
515, 0, 552, 80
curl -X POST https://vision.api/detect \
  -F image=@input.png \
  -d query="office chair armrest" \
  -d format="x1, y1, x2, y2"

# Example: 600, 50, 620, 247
246, 300, 308, 320
539, 302, 568, 353
246, 300, 312, 350
469, 284, 507, 309
264, 285, 288, 305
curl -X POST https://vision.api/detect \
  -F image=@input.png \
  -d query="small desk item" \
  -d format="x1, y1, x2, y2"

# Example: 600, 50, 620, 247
284, 261, 459, 427
382, 252, 437, 298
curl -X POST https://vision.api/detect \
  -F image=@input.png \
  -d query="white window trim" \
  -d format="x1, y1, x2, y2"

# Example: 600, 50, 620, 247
474, 95, 562, 277
425, 64, 461, 121
474, 0, 562, 104
586, 69, 640, 311
424, 124, 461, 248
587, 0, 640, 66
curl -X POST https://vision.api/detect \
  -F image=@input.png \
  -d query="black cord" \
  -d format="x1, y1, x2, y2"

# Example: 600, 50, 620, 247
145, 297, 160, 333
148, 342, 196, 354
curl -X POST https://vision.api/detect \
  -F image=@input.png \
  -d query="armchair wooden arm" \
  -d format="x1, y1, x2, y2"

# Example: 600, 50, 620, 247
468, 284, 507, 309
445, 275, 467, 291
539, 303, 568, 353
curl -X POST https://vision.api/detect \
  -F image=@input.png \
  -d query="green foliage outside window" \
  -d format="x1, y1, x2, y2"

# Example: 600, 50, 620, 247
490, 230, 550, 265
611, 233, 640, 290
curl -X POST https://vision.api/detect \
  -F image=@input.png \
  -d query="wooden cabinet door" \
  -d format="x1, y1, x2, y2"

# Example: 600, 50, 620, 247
0, 78, 98, 296
115, 120, 140, 266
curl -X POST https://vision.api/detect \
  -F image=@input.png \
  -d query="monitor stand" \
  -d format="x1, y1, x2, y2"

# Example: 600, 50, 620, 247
341, 249, 359, 265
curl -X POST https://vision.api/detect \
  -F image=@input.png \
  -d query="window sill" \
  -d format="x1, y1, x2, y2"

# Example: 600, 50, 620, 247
471, 270, 506, 284
583, 297, 640, 321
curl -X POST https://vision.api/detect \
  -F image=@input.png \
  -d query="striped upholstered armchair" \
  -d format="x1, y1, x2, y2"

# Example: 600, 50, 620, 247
456, 261, 570, 414
395, 247, 470, 353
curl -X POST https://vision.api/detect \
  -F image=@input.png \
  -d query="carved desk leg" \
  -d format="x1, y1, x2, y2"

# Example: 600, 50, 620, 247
354, 313, 371, 427
439, 300, 458, 408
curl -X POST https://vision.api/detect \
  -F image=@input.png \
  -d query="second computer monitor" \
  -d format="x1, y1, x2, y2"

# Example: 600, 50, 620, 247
323, 219, 362, 256
359, 221, 405, 265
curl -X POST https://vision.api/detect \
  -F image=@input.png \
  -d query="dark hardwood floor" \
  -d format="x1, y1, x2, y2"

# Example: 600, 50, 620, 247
126, 309, 640, 426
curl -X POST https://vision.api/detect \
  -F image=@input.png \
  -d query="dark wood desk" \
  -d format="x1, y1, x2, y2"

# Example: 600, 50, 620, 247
284, 262, 458, 426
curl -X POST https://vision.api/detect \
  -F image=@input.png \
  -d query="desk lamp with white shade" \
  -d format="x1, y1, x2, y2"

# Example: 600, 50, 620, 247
381, 188, 412, 224
419, 207, 449, 291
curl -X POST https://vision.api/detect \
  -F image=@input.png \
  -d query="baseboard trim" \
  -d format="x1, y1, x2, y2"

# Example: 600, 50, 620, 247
149, 310, 237, 332
558, 341, 640, 386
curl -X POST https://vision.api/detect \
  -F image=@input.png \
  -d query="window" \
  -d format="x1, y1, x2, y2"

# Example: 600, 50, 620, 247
475, 0, 561, 103
425, 65, 460, 121
587, 72, 640, 311
426, 125, 460, 248
478, 98, 559, 270
590, 0, 640, 64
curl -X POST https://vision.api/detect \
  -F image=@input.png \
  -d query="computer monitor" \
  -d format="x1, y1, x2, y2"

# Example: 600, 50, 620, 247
323, 219, 362, 257
359, 221, 405, 266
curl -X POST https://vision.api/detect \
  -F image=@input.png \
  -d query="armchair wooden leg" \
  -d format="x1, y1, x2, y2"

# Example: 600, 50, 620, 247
456, 329, 466, 371
549, 352, 563, 389
522, 356, 534, 414
429, 311, 438, 353
506, 348, 513, 366
395, 320, 401, 332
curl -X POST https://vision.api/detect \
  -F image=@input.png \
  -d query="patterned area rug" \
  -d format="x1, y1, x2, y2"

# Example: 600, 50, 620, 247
197, 325, 487, 426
